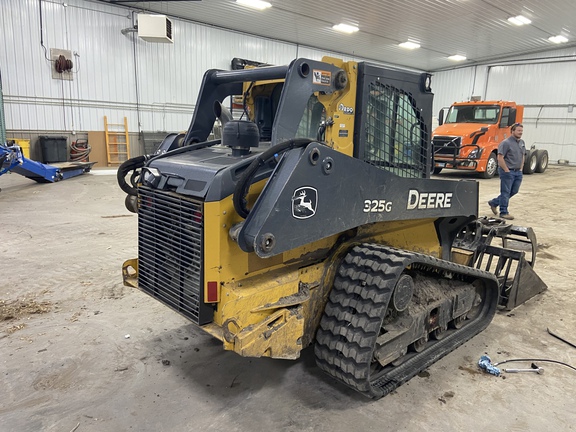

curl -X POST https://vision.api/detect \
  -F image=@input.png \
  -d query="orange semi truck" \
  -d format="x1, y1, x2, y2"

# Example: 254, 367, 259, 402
432, 100, 548, 178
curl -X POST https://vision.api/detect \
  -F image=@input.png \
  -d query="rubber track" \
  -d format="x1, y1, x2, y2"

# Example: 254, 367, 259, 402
314, 244, 499, 399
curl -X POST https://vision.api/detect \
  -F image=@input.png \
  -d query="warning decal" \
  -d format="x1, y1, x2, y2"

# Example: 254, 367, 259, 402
312, 69, 331, 86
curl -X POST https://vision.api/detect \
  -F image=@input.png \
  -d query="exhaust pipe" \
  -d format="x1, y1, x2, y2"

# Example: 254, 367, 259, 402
214, 101, 234, 127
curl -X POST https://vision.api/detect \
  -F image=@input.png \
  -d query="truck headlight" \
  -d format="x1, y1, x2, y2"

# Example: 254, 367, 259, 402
468, 148, 483, 159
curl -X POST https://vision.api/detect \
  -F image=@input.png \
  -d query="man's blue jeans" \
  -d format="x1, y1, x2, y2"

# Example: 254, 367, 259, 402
489, 168, 523, 215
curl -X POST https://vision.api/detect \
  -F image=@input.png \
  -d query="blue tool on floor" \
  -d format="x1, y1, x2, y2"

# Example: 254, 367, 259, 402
478, 355, 501, 376
0, 142, 95, 184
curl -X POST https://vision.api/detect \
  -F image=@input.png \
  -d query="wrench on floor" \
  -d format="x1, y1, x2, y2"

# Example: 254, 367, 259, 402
503, 367, 544, 374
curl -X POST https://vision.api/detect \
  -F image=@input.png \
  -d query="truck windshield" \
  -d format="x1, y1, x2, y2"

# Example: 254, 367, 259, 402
445, 105, 500, 124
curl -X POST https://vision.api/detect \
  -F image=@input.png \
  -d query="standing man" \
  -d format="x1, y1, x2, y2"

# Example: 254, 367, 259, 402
488, 123, 526, 220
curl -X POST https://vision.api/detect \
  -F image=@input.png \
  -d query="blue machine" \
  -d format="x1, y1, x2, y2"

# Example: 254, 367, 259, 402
0, 142, 95, 184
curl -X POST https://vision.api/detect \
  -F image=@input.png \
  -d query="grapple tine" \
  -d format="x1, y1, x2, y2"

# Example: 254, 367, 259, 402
454, 217, 547, 310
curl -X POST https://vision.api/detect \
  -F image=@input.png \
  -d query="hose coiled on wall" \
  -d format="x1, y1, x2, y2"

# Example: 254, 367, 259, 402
70, 139, 91, 162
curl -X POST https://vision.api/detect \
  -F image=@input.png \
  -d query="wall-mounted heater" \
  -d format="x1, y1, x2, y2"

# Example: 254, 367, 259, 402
137, 14, 173, 44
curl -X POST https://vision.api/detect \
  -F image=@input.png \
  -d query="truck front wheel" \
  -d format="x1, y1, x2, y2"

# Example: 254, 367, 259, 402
536, 150, 549, 173
481, 152, 498, 179
523, 150, 537, 174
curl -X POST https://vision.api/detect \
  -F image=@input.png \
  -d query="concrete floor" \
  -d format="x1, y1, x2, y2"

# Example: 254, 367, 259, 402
1, 165, 575, 431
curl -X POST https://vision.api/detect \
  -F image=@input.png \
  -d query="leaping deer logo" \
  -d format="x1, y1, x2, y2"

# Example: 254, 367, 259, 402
292, 187, 317, 219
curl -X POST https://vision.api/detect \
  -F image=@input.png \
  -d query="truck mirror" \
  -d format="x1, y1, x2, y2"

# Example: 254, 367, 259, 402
438, 109, 444, 126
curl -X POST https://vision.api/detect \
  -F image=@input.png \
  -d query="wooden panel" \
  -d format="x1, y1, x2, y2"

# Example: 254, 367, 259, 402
87, 131, 108, 168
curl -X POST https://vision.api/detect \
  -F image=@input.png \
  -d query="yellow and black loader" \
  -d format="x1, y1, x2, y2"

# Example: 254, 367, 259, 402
117, 57, 546, 398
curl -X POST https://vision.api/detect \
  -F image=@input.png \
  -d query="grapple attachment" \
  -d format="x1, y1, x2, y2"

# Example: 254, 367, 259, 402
454, 217, 547, 310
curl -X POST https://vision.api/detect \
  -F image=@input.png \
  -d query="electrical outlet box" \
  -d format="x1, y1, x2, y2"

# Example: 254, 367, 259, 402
138, 14, 173, 44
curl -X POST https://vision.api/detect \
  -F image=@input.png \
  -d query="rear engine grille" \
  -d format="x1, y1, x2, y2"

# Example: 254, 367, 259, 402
433, 136, 461, 156
138, 187, 213, 325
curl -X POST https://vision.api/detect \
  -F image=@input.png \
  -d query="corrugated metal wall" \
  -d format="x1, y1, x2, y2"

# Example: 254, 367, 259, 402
432, 66, 489, 112
3, 0, 137, 132
1, 0, 369, 137
2, 0, 297, 134
3, 0, 576, 163
487, 61, 576, 163
433, 48, 576, 164
1, 0, 418, 139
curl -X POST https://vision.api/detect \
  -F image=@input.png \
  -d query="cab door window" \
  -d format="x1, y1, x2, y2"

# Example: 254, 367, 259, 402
364, 83, 427, 178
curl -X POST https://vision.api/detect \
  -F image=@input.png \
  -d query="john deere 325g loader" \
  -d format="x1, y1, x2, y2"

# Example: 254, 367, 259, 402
117, 57, 546, 398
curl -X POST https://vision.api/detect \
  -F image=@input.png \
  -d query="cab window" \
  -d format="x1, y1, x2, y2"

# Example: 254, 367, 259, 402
295, 95, 326, 140
364, 83, 427, 178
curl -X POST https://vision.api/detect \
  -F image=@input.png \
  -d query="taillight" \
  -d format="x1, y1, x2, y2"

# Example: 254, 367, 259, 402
206, 281, 219, 303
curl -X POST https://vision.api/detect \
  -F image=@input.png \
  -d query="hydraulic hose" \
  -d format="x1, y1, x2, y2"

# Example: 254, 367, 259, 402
233, 138, 314, 218
118, 139, 222, 197
70, 140, 91, 162
117, 155, 148, 196
117, 139, 222, 197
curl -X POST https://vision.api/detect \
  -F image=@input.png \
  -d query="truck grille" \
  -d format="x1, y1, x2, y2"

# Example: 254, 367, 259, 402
433, 136, 461, 156
138, 187, 213, 325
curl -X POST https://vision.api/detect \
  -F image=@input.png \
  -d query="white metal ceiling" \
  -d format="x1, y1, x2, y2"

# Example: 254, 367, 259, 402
98, 0, 576, 71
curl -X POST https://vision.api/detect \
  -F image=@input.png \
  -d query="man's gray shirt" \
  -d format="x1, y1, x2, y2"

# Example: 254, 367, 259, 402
498, 135, 525, 170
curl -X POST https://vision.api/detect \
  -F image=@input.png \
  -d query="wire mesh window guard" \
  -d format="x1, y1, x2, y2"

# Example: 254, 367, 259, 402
364, 82, 428, 178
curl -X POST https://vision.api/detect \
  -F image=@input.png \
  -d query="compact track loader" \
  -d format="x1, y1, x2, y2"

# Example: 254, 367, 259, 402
118, 57, 546, 398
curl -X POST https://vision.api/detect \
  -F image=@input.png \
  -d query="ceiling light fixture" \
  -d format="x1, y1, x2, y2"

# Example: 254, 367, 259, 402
507, 15, 531, 26
549, 35, 569, 44
399, 41, 420, 50
448, 55, 467, 61
332, 23, 359, 34
236, 0, 272, 11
